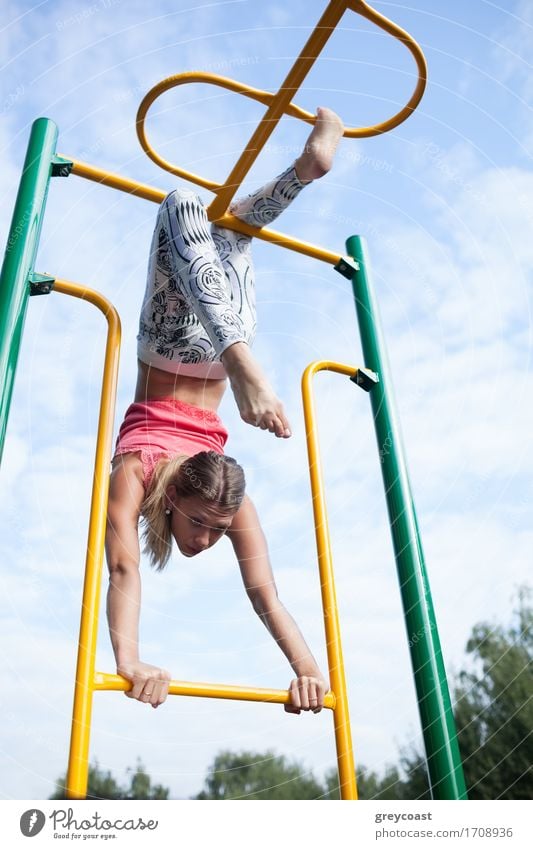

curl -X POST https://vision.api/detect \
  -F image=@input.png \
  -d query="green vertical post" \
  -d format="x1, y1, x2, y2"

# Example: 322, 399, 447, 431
0, 117, 59, 465
345, 235, 467, 800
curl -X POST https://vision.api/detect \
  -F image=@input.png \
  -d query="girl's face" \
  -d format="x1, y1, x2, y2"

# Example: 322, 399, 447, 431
167, 491, 234, 557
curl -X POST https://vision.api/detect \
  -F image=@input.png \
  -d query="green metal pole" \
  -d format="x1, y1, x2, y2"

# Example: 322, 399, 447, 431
0, 117, 59, 465
345, 235, 467, 800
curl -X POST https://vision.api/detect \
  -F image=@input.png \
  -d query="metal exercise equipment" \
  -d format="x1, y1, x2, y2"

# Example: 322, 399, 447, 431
0, 0, 467, 801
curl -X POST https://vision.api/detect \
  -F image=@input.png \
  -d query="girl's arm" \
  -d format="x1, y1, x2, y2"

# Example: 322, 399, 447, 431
105, 456, 171, 709
227, 495, 328, 714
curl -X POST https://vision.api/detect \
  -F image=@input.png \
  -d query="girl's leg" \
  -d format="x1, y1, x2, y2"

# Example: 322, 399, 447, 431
145, 109, 344, 437
157, 187, 249, 360
210, 108, 345, 437
154, 189, 291, 436
209, 168, 308, 438
215, 106, 345, 233
226, 162, 309, 228
209, 163, 307, 356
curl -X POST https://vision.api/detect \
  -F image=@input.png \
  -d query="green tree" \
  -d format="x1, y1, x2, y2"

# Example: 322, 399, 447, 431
323, 764, 407, 800
194, 750, 326, 800
371, 587, 533, 800
50, 758, 170, 800
453, 586, 532, 799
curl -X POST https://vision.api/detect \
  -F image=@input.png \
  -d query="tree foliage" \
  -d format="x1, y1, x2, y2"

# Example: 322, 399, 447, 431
362, 586, 533, 800
194, 750, 326, 800
323, 764, 408, 800
453, 586, 532, 799
50, 758, 170, 800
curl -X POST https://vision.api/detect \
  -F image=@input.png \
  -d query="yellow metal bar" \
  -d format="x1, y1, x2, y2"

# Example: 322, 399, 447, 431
135, 74, 312, 188
209, 212, 342, 265
61, 155, 344, 266
39, 280, 353, 795
63, 156, 167, 203
134, 0, 427, 218
302, 359, 360, 800
50, 277, 121, 801
204, 0, 348, 219
95, 672, 336, 708
345, 0, 428, 136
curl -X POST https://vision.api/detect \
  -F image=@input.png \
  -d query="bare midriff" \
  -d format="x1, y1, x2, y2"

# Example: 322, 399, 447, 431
134, 359, 228, 412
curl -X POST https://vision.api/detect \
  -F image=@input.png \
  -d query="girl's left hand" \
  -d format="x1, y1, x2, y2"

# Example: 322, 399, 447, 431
285, 675, 328, 714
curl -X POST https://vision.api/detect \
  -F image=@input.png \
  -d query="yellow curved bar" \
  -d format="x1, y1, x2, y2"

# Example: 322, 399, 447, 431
136, 72, 323, 189
51, 278, 122, 800
301, 359, 361, 800
95, 672, 336, 709
348, 0, 427, 136
61, 154, 344, 266
136, 0, 426, 216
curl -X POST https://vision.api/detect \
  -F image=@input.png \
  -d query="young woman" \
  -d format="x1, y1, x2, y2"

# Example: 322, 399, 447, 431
105, 108, 344, 713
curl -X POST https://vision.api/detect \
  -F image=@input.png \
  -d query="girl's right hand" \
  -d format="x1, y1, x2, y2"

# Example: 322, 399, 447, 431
117, 660, 171, 709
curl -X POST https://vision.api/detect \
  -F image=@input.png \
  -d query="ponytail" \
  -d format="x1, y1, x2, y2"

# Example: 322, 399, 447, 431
140, 451, 245, 571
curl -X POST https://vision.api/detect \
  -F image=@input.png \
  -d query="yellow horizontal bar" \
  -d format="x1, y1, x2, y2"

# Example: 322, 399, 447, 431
63, 156, 167, 203
211, 212, 342, 265
62, 155, 344, 266
94, 672, 336, 709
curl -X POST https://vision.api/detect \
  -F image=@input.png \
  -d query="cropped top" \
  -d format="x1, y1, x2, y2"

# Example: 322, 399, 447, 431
112, 397, 229, 490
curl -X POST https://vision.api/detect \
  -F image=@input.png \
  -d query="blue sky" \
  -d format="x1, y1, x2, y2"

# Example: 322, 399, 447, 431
0, 0, 532, 800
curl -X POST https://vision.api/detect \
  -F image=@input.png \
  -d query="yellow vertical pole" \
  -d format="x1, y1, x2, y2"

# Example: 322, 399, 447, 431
301, 360, 358, 800
50, 279, 121, 799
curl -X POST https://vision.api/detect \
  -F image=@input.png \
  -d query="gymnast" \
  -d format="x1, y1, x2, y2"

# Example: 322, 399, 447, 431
105, 107, 344, 712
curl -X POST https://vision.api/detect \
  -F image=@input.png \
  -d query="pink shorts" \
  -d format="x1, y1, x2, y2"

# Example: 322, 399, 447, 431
112, 398, 229, 490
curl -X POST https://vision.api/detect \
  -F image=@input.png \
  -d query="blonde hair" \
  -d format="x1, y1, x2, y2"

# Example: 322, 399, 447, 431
140, 451, 245, 572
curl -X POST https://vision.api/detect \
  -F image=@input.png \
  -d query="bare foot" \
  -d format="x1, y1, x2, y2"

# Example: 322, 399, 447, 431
221, 343, 292, 438
294, 106, 345, 182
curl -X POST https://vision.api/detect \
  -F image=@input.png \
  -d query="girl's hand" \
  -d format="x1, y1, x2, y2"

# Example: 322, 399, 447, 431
284, 675, 327, 714
117, 660, 171, 709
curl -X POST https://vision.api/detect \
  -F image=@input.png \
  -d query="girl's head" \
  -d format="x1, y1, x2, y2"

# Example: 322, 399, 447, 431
141, 451, 245, 571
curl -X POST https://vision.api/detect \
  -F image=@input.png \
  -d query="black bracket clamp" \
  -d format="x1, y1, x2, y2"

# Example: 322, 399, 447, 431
29, 272, 55, 296
350, 367, 379, 392
51, 155, 73, 177
334, 257, 359, 280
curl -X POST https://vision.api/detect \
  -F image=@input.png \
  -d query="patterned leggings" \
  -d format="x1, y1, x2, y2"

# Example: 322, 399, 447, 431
136, 163, 308, 378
